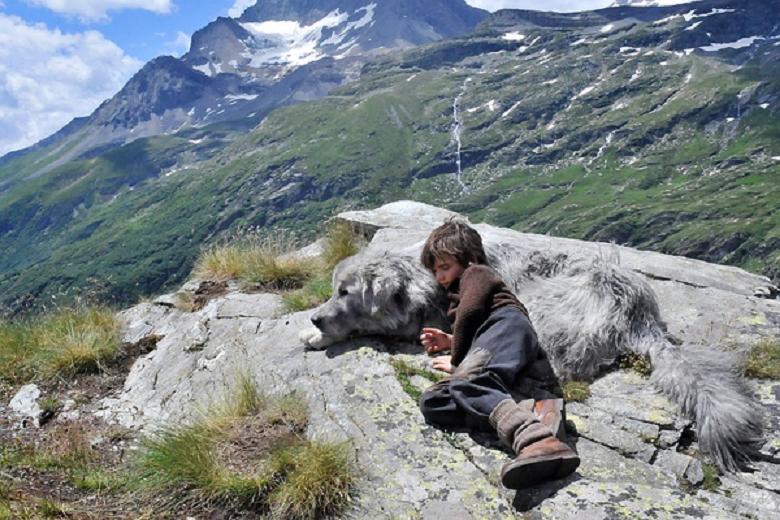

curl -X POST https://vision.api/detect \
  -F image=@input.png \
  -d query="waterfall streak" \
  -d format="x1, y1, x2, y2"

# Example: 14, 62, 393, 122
451, 78, 471, 192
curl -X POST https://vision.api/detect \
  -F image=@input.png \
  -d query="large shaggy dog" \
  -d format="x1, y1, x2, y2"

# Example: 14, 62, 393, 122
299, 249, 763, 471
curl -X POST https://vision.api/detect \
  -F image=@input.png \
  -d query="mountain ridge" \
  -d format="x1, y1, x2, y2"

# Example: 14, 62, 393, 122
0, 0, 778, 312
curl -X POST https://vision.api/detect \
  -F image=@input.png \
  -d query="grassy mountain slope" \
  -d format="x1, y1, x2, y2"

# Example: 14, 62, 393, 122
1, 7, 778, 311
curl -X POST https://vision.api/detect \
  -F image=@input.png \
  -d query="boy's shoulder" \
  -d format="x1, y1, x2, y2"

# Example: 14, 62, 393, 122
462, 263, 502, 282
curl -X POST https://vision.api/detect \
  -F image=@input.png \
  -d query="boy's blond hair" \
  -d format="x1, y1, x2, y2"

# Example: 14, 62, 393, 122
420, 217, 488, 271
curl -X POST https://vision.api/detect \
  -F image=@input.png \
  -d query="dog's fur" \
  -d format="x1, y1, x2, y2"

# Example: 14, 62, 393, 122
299, 248, 764, 471
299, 253, 450, 349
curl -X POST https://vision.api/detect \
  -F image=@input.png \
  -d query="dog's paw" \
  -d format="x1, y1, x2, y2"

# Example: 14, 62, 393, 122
299, 327, 333, 350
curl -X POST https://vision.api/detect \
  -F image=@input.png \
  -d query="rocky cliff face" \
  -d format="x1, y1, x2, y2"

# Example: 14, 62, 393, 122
89, 202, 780, 518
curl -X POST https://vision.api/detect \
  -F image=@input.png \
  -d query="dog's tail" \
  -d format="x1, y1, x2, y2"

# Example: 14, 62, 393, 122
528, 255, 764, 471
642, 338, 763, 471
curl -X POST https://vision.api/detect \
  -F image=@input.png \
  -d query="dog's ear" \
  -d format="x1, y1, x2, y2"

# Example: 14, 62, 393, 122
367, 268, 401, 315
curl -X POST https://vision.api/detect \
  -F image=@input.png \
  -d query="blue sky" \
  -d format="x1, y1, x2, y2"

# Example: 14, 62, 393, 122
0, 0, 620, 157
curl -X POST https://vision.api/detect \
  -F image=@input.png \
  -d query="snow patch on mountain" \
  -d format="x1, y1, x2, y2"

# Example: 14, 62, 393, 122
700, 36, 763, 52
241, 12, 345, 66
238, 3, 377, 68
321, 3, 376, 46
226, 93, 259, 102
502, 32, 525, 42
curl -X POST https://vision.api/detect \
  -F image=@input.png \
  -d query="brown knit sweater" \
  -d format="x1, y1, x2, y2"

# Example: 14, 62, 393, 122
447, 264, 529, 366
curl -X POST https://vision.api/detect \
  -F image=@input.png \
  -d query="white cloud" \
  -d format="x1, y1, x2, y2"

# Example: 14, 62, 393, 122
25, 0, 173, 21
162, 30, 190, 56
228, 0, 255, 18
0, 14, 142, 156
465, 0, 612, 12
172, 30, 190, 54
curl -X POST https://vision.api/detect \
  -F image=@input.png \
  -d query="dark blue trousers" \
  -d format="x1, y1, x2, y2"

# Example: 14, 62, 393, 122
419, 306, 541, 431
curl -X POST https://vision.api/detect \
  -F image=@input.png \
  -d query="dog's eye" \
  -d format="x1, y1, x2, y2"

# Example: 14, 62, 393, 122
338, 288, 349, 297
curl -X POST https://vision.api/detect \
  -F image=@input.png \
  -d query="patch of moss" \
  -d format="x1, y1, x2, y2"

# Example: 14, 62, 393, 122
389, 358, 446, 402
563, 381, 591, 403
701, 463, 721, 491
742, 338, 780, 379
618, 352, 653, 377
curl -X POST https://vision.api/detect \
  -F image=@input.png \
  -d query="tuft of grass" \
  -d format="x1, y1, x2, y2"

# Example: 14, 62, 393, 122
563, 381, 591, 403
618, 352, 653, 377
282, 272, 333, 313
389, 358, 446, 402
701, 463, 721, 491
138, 422, 220, 490
322, 221, 365, 269
0, 306, 119, 383
135, 379, 353, 518
37, 499, 66, 518
71, 469, 127, 492
193, 234, 317, 290
1, 426, 95, 474
39, 397, 62, 415
232, 373, 268, 417
269, 442, 354, 520
742, 338, 780, 379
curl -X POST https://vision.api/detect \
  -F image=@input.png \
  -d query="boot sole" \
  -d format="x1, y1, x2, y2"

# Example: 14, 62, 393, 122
501, 451, 580, 489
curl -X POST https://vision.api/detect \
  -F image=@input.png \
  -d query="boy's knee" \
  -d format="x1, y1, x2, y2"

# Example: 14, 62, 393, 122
418, 382, 447, 414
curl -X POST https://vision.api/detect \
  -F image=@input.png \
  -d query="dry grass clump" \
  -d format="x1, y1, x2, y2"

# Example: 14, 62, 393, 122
562, 381, 591, 403
742, 337, 780, 379
0, 306, 119, 383
322, 221, 365, 269
194, 234, 316, 290
191, 222, 365, 314
136, 376, 354, 518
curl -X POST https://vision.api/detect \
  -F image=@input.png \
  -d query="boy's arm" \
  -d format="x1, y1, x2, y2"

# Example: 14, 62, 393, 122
450, 266, 501, 366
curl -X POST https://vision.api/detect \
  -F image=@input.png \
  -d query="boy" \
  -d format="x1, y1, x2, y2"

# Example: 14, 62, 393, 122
418, 218, 580, 489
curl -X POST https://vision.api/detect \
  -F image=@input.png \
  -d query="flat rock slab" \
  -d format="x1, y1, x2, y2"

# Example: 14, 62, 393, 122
99, 296, 779, 518
96, 201, 780, 518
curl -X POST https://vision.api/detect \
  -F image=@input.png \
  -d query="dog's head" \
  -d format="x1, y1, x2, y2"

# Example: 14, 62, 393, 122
310, 253, 442, 341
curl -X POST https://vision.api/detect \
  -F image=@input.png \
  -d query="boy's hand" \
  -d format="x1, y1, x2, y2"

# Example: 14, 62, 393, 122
420, 327, 452, 355
432, 355, 454, 374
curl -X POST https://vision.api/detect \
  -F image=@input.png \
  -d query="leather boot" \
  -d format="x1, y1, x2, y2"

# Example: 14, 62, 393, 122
533, 398, 566, 441
500, 436, 580, 489
489, 399, 580, 489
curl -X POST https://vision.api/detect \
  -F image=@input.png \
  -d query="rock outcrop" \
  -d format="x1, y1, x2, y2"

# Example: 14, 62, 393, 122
96, 201, 780, 518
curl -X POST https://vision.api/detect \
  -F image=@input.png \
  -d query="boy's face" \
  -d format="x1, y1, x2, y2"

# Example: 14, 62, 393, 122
433, 254, 466, 290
